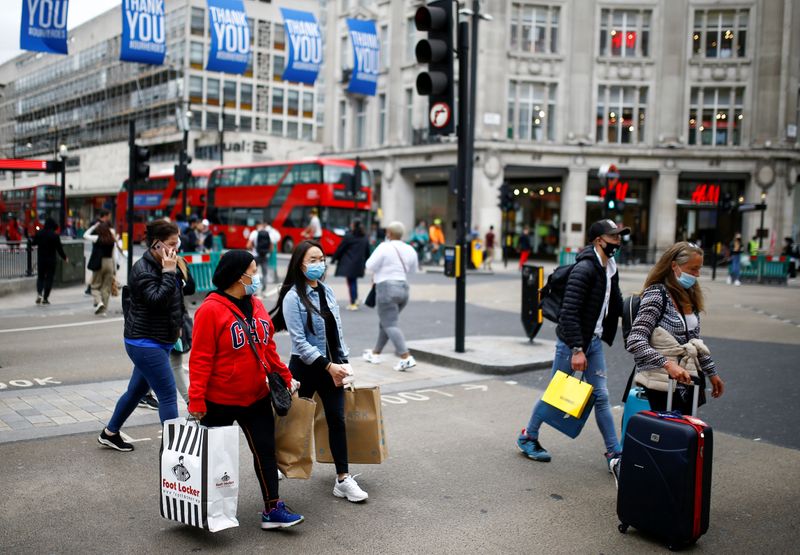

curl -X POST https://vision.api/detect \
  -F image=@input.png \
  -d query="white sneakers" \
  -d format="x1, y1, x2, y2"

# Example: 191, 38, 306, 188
333, 475, 368, 502
393, 356, 417, 372
362, 350, 416, 371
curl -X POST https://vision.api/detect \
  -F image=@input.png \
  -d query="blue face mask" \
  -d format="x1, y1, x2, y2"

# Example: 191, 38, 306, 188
675, 270, 697, 289
304, 262, 326, 281
241, 273, 261, 296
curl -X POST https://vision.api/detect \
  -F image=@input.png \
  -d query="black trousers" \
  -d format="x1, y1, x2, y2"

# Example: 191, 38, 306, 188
201, 396, 278, 510
290, 356, 348, 474
37, 261, 56, 298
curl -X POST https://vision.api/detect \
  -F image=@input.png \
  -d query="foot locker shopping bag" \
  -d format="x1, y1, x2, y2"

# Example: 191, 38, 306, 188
160, 418, 240, 532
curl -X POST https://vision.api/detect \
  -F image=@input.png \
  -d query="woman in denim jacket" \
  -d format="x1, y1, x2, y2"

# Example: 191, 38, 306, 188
271, 240, 368, 503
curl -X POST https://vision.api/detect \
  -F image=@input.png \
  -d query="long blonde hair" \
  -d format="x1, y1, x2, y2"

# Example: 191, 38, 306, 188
642, 242, 705, 313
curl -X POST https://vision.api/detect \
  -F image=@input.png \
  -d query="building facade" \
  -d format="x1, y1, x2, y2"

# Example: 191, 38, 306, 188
0, 0, 325, 226
324, 0, 800, 257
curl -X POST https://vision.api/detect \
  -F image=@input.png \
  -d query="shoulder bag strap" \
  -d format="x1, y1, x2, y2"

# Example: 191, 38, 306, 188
622, 285, 670, 403
225, 305, 270, 375
390, 242, 407, 274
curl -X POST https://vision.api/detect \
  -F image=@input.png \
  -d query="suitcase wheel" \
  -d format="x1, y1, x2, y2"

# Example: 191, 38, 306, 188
618, 523, 628, 534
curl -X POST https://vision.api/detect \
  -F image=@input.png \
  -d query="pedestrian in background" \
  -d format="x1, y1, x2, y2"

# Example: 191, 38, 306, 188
271, 240, 369, 503
517, 219, 628, 477
626, 242, 725, 414
748, 235, 759, 256
331, 219, 370, 310
782, 237, 797, 278
98, 220, 193, 452
247, 221, 272, 294
727, 233, 743, 286
189, 249, 304, 529
302, 207, 323, 241
362, 221, 420, 371
32, 217, 67, 305
484, 225, 495, 270
518, 225, 533, 268
84, 210, 119, 315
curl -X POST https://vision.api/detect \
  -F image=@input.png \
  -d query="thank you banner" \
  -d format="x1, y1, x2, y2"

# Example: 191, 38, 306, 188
20, 0, 70, 55
346, 19, 379, 96
280, 8, 322, 85
206, 0, 250, 74
121, 0, 166, 65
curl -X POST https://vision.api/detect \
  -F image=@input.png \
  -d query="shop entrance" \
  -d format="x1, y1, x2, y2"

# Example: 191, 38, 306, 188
586, 175, 651, 263
508, 178, 563, 260
414, 181, 456, 244
677, 179, 744, 249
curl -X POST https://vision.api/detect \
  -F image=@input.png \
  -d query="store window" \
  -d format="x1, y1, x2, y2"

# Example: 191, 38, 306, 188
599, 9, 651, 57
190, 7, 204, 36
688, 87, 744, 146
596, 85, 647, 144
189, 76, 203, 104
509, 179, 563, 258
355, 98, 366, 148
509, 3, 559, 55
692, 9, 748, 59
677, 179, 744, 246
586, 175, 651, 251
508, 81, 556, 141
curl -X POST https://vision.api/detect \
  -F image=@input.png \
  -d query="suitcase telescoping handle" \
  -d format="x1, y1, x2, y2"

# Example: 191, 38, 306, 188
666, 378, 700, 416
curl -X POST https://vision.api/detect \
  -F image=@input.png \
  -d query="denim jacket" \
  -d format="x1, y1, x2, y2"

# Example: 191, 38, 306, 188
282, 282, 349, 365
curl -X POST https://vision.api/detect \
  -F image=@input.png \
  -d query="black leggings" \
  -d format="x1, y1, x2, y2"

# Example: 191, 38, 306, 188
201, 396, 278, 510
37, 261, 56, 298
290, 356, 348, 474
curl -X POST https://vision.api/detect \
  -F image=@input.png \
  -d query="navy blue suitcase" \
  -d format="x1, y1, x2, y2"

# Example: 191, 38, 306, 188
617, 383, 713, 550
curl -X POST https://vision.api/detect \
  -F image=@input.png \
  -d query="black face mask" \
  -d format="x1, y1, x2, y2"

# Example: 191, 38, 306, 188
601, 241, 620, 258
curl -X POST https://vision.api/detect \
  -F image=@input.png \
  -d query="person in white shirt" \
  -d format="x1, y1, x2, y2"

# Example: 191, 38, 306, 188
302, 208, 323, 241
361, 221, 419, 371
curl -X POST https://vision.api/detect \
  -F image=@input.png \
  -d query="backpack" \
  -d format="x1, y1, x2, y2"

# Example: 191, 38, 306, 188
256, 229, 271, 257
539, 264, 575, 323
621, 287, 668, 343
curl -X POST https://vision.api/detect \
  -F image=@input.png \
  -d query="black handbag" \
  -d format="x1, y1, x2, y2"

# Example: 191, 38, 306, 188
87, 246, 102, 272
227, 307, 292, 416
364, 284, 376, 308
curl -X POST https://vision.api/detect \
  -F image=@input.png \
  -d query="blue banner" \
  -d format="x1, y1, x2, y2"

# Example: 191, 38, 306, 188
280, 8, 322, 85
346, 19, 379, 96
20, 0, 70, 55
121, 0, 166, 65
206, 0, 250, 74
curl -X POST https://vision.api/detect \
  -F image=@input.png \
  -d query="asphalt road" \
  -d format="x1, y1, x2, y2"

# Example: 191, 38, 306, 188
1, 378, 798, 554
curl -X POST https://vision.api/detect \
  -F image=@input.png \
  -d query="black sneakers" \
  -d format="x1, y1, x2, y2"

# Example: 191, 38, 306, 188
138, 393, 159, 410
97, 429, 134, 452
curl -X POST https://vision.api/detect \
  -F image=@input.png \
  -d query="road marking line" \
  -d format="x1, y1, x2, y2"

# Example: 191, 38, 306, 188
0, 318, 124, 334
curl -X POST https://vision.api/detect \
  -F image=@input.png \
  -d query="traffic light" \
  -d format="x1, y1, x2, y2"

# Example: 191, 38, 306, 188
498, 182, 514, 211
132, 145, 150, 181
603, 185, 617, 212
415, 0, 454, 136
174, 150, 192, 183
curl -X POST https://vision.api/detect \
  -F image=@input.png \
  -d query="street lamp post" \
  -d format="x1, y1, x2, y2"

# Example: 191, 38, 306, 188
57, 144, 68, 234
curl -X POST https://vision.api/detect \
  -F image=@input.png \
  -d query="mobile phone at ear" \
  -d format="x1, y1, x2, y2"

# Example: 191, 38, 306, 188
152, 240, 166, 253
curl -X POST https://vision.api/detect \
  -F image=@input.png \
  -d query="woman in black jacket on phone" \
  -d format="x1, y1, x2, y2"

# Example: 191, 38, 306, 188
98, 219, 195, 452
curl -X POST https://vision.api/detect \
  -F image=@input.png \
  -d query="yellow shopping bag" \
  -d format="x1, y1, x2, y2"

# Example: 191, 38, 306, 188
541, 370, 594, 418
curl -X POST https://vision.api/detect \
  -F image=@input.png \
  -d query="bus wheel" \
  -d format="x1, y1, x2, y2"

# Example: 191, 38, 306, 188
282, 237, 294, 254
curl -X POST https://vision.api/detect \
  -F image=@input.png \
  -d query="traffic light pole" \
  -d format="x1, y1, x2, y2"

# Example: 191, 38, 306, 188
181, 129, 189, 218
127, 120, 135, 278
455, 20, 469, 354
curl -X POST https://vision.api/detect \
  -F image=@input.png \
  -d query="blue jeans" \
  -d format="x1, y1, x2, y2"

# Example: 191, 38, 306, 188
346, 277, 358, 305
107, 343, 179, 433
525, 337, 622, 455
729, 254, 741, 280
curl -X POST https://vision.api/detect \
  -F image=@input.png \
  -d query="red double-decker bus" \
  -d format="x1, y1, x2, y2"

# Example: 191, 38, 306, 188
116, 169, 211, 242
1, 183, 61, 237
206, 158, 371, 253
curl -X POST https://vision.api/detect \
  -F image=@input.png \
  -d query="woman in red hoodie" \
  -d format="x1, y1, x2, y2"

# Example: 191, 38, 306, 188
188, 250, 303, 530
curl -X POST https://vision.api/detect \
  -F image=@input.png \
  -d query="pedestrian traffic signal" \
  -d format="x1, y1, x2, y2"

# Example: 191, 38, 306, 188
132, 145, 150, 181
415, 0, 454, 136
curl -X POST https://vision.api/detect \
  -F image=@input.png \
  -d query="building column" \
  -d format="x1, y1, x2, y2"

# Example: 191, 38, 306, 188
471, 156, 503, 261
649, 169, 679, 254
560, 166, 588, 249
379, 167, 415, 233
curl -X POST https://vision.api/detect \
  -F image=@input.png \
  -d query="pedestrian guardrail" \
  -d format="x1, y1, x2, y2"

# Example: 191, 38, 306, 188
183, 251, 222, 293
0, 240, 37, 279
740, 255, 790, 285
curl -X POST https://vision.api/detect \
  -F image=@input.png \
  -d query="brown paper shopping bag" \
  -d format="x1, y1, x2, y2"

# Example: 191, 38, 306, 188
274, 396, 316, 479
314, 386, 388, 464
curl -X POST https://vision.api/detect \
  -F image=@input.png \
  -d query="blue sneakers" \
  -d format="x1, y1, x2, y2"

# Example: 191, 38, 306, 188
261, 501, 304, 529
516, 429, 551, 462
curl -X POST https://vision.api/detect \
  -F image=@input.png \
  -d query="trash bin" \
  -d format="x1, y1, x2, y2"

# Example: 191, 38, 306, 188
521, 262, 544, 341
55, 239, 86, 286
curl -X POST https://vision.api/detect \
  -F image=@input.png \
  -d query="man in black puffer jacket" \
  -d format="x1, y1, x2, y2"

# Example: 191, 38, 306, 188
517, 219, 629, 476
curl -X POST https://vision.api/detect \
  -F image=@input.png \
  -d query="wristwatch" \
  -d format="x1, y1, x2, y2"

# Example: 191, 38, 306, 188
571, 346, 583, 355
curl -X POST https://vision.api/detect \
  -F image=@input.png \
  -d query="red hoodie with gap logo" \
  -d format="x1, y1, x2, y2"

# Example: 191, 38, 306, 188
188, 292, 292, 414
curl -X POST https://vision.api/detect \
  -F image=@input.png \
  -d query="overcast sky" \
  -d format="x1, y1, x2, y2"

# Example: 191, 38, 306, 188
0, 1, 120, 65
